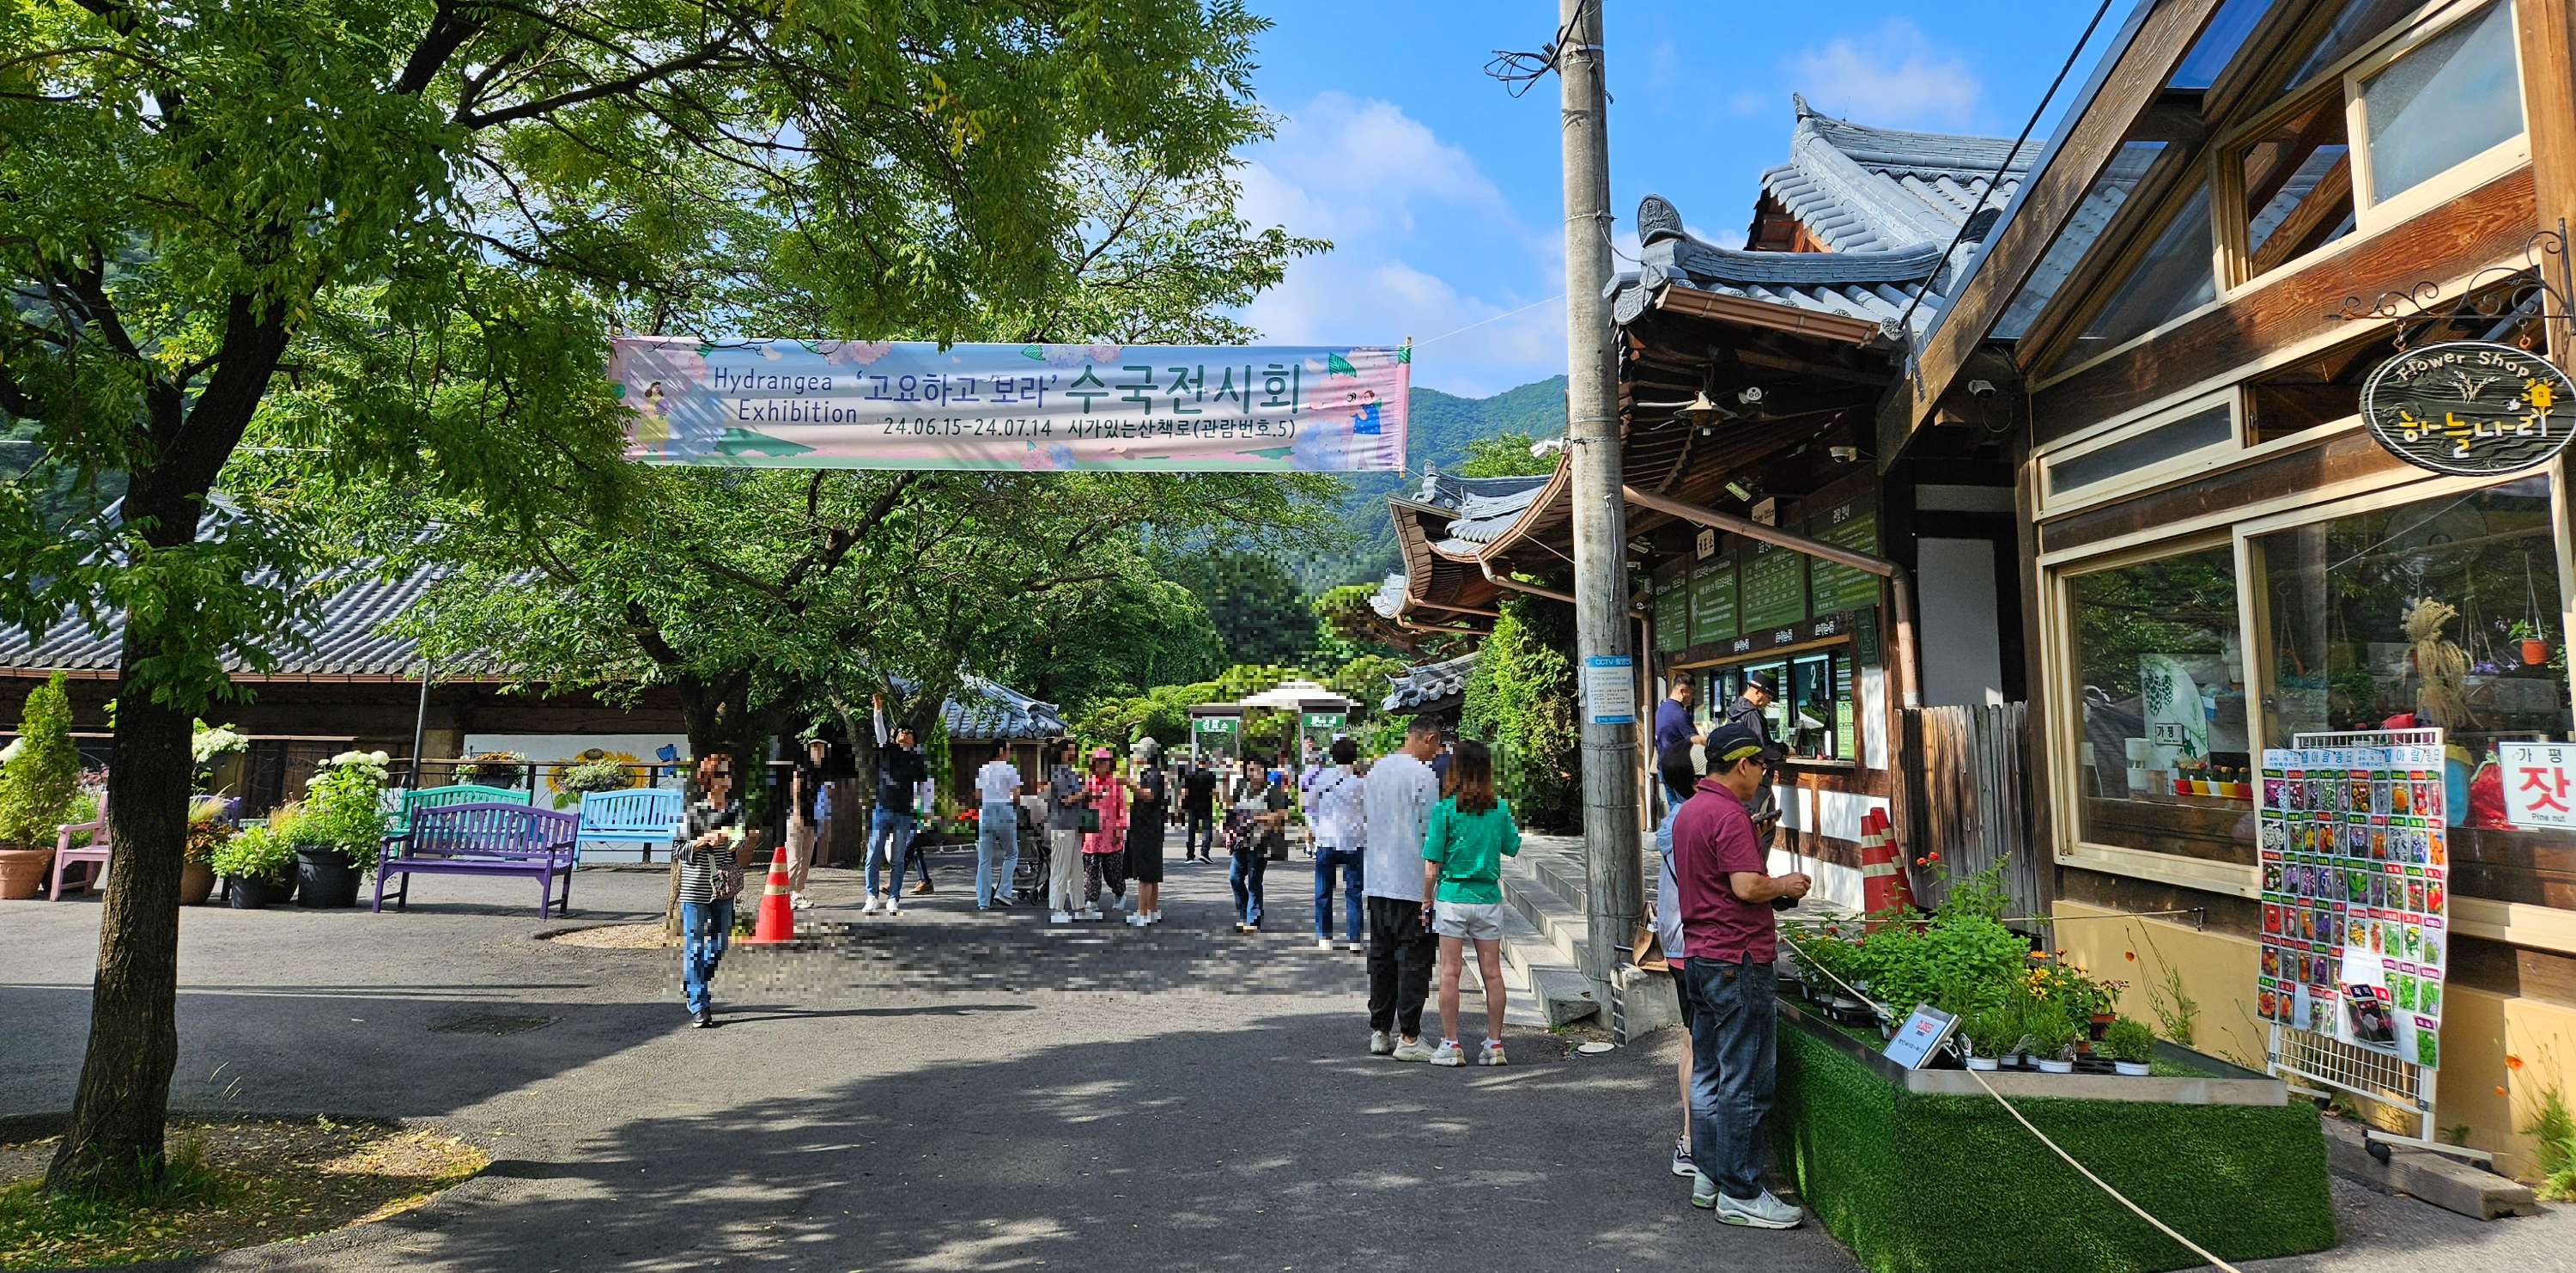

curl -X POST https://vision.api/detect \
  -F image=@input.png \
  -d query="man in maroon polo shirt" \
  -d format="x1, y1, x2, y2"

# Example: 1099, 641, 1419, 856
1671, 722, 1812, 1229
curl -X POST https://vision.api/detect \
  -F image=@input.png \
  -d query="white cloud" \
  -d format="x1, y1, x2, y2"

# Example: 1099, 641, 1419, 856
1236, 91, 1508, 242
1783, 19, 1982, 129
1245, 255, 1563, 400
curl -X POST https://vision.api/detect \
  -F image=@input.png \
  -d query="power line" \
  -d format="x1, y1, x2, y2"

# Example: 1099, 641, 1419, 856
1413, 294, 1565, 349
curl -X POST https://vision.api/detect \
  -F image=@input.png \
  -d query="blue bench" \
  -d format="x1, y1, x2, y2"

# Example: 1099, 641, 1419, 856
374, 802, 578, 917
386, 783, 532, 837
574, 789, 684, 862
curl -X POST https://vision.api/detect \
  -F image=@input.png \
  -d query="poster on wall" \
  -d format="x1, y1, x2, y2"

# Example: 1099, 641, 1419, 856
1691, 553, 1737, 647
1805, 497, 1882, 614
1654, 570, 1689, 653
461, 734, 690, 809
2255, 732, 2449, 1069
1739, 539, 1807, 631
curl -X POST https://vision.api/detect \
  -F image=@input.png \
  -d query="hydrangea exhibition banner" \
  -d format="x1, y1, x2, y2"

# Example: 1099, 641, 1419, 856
611, 338, 1409, 471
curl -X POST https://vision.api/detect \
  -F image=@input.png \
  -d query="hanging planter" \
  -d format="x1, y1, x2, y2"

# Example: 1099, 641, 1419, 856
2524, 637, 2552, 667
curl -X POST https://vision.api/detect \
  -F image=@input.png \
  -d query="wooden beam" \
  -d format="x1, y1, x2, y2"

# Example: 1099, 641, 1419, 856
1653, 284, 1882, 347
1887, 0, 2228, 461
2032, 168, 2538, 440
1733, 346, 1896, 387
2519, 0, 2576, 362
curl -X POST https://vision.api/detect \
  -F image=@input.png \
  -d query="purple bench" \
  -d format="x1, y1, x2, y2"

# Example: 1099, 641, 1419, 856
374, 802, 579, 917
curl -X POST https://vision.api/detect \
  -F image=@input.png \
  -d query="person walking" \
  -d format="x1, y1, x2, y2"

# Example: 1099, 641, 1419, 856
677, 757, 745, 1028
1226, 769, 1287, 932
864, 695, 932, 916
973, 749, 1024, 912
1125, 740, 1169, 925
1181, 759, 1218, 862
785, 745, 826, 910
1364, 718, 1442, 1061
1045, 740, 1088, 923
1308, 736, 1367, 953
1077, 746, 1129, 920
1672, 723, 1812, 1229
1419, 740, 1520, 1068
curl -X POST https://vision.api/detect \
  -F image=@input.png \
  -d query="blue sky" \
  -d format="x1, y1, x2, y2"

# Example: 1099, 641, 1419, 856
1235, 2, 2122, 397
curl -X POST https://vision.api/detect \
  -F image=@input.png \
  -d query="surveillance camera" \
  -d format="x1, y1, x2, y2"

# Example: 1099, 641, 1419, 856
1737, 386, 1765, 405
1967, 379, 1997, 399
1529, 436, 1568, 460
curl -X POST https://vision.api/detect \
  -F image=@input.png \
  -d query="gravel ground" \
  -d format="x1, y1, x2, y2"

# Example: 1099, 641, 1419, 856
3, 837, 2567, 1272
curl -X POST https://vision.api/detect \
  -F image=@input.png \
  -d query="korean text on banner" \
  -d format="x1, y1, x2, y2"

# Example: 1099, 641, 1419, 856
611, 338, 1410, 472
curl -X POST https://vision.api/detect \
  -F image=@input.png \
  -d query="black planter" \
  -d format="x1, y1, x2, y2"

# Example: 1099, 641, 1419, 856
228, 873, 294, 909
295, 848, 362, 908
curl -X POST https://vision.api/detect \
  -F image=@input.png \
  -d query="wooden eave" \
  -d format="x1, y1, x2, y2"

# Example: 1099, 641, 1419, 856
1653, 283, 1883, 348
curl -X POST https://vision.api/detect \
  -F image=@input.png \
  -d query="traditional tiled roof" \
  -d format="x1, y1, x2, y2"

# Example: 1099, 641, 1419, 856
1391, 469, 1557, 561
1382, 653, 1478, 713
941, 674, 1066, 741
0, 565, 443, 679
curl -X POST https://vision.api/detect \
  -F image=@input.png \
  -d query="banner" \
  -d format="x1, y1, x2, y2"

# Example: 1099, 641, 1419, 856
611, 338, 1409, 471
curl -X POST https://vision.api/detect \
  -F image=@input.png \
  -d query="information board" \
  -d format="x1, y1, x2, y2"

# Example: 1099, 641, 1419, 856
2498, 741, 2576, 828
1806, 499, 1883, 615
1583, 655, 1637, 725
1691, 555, 1737, 647
1739, 539, 1808, 632
1654, 571, 1689, 653
2257, 734, 2449, 1069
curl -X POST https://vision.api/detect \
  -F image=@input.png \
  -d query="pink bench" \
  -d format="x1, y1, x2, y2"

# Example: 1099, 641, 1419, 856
47, 795, 108, 901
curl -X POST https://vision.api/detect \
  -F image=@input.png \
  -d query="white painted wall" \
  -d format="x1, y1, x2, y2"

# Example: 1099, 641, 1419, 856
1917, 537, 2005, 708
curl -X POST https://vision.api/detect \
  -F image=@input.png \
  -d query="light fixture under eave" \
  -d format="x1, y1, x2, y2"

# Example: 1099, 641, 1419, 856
1681, 390, 1732, 427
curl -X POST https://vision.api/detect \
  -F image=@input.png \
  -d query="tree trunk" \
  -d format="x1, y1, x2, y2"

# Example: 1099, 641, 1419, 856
44, 685, 192, 1191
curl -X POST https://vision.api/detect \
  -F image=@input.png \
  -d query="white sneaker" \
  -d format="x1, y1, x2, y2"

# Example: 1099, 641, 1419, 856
1370, 1030, 1394, 1056
1672, 1138, 1697, 1179
1392, 1037, 1438, 1063
884, 897, 900, 916
1126, 913, 1149, 926
1049, 911, 1072, 924
1346, 940, 1365, 953
1077, 907, 1103, 921
1430, 1040, 1466, 1067
1316, 937, 1335, 951
1479, 1039, 1509, 1066
791, 892, 811, 910
861, 896, 880, 916
1691, 1172, 1718, 1209
1713, 1189, 1803, 1229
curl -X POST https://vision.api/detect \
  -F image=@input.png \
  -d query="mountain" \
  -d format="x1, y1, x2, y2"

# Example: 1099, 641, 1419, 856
1288, 375, 1567, 592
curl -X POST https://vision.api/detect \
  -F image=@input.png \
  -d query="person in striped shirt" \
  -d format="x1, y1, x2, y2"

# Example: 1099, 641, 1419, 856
678, 757, 746, 1028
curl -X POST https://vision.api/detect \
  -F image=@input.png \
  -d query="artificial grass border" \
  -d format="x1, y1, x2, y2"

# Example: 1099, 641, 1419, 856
1772, 1019, 2336, 1273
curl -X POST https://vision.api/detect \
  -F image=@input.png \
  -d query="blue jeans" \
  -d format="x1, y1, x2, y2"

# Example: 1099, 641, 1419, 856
1313, 845, 1364, 940
866, 807, 924, 894
681, 899, 734, 1014
975, 801, 1020, 906
1680, 956, 1779, 1202
1229, 847, 1267, 928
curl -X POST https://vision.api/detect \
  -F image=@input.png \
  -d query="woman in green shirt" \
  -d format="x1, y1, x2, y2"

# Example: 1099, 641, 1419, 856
1419, 740, 1521, 1066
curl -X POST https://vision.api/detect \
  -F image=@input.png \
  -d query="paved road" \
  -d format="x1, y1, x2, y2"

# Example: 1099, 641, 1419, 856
3, 837, 2567, 1272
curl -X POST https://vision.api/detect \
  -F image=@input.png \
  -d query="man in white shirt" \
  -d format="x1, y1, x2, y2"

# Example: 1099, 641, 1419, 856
1362, 718, 1443, 1061
972, 752, 1024, 911
1309, 736, 1368, 953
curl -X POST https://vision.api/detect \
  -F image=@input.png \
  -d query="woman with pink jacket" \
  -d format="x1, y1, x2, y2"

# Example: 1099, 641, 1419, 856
1078, 746, 1129, 920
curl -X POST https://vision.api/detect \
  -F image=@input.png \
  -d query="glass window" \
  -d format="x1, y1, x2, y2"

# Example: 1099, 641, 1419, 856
2045, 403, 2233, 498
2246, 280, 2548, 442
2071, 547, 2253, 850
2360, 1, 2524, 205
2066, 183, 2217, 364
1705, 652, 1853, 761
2254, 479, 2569, 767
2239, 94, 2354, 277
2280, 0, 2421, 94
2172, 0, 2278, 90
1995, 143, 2166, 341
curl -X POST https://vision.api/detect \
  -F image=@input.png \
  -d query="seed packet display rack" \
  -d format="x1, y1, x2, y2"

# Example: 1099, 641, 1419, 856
2256, 728, 2476, 1158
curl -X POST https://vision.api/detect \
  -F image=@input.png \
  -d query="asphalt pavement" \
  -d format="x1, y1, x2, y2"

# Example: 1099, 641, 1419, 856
3, 834, 2569, 1272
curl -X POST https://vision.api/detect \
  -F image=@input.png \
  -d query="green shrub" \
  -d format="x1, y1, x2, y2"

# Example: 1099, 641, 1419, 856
557, 758, 633, 793
1961, 1004, 2022, 1058
210, 823, 298, 882
2523, 1081, 2576, 1200
0, 670, 82, 845
2023, 999, 2080, 1063
304, 753, 390, 872
2105, 1016, 2156, 1065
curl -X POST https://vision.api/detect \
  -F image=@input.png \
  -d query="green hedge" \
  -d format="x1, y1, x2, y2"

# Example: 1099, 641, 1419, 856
1773, 1024, 2336, 1273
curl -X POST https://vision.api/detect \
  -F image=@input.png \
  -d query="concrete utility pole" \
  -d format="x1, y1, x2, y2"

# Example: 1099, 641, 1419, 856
1554, 0, 1643, 1005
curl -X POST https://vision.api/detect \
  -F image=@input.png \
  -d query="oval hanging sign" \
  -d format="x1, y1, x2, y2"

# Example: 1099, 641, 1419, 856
2361, 340, 2576, 476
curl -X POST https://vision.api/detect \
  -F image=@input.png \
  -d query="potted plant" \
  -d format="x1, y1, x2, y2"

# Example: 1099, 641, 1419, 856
457, 750, 528, 789
2025, 1002, 2079, 1074
1959, 1004, 2018, 1071
296, 751, 390, 908
2104, 1017, 2156, 1075
181, 796, 234, 906
212, 819, 300, 908
0, 671, 82, 899
2513, 619, 2553, 667
558, 758, 632, 795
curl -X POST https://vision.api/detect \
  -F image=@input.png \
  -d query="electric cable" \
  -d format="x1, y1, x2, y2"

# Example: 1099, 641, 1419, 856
1890, 0, 2120, 339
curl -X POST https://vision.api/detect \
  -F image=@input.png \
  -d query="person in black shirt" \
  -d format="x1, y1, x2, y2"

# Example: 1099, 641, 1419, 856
865, 695, 933, 915
1181, 760, 1219, 862
1721, 671, 1782, 831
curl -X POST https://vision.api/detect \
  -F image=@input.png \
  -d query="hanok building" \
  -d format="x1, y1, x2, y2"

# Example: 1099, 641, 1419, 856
1886, 0, 2576, 1174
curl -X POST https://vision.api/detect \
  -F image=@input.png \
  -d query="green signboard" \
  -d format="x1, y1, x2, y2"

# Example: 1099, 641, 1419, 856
1691, 554, 1737, 647
1740, 539, 1807, 631
1806, 498, 1883, 615
1194, 716, 1238, 735
1301, 712, 1346, 730
1654, 570, 1689, 653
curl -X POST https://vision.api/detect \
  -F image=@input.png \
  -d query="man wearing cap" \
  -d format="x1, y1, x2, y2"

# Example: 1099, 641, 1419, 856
1671, 722, 1811, 1230
1720, 672, 1782, 830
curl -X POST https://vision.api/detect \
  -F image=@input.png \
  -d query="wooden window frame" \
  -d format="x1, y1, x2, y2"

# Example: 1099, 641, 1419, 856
2036, 388, 2245, 517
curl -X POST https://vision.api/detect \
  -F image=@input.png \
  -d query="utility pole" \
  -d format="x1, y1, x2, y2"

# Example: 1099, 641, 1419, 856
1555, 0, 1642, 1009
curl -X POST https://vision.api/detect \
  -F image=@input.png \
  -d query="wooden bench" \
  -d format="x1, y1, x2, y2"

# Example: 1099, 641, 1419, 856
47, 795, 108, 900
574, 789, 684, 862
387, 784, 532, 837
374, 802, 578, 917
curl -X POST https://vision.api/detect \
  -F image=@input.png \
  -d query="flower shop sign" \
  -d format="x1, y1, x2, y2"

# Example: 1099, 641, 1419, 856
2361, 341, 2576, 476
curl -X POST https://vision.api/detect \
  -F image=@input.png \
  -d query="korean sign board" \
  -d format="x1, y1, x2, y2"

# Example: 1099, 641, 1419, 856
2256, 738, 2449, 1068
2362, 340, 2576, 476
2500, 741, 2576, 828
613, 338, 1409, 472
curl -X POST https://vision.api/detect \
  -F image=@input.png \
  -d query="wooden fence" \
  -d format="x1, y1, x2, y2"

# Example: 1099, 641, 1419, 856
1900, 702, 2042, 923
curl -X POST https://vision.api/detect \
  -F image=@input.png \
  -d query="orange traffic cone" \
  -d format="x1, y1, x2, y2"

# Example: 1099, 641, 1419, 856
748, 839, 796, 943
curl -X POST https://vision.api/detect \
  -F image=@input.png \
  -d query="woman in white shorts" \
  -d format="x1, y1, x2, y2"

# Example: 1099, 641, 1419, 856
1419, 740, 1522, 1066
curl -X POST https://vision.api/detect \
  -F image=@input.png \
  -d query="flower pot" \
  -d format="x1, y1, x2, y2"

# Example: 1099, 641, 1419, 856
227, 874, 293, 909
2035, 1057, 2075, 1075
2190, 778, 2211, 796
295, 847, 362, 908
179, 862, 216, 907
1965, 1055, 1999, 1071
2524, 638, 2551, 667
2089, 1014, 2115, 1041
2113, 1060, 2152, 1076
0, 846, 53, 899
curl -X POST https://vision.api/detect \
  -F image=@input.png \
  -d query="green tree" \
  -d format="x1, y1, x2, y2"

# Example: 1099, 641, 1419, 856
1455, 432, 1558, 478
1328, 654, 1406, 717
0, 670, 81, 844
1163, 550, 1315, 668
1461, 594, 1581, 830
0, 0, 1273, 1193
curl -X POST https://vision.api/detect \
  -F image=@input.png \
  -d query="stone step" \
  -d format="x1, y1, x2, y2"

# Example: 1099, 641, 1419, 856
1498, 902, 1599, 1026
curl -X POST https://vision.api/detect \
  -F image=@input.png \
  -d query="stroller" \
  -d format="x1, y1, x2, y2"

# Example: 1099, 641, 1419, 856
1012, 795, 1048, 904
